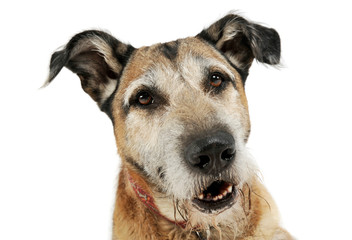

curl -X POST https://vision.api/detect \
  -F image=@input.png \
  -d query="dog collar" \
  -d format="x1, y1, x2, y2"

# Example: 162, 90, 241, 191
127, 173, 188, 229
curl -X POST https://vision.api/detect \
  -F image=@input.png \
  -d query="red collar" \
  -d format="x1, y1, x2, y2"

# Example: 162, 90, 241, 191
127, 173, 188, 229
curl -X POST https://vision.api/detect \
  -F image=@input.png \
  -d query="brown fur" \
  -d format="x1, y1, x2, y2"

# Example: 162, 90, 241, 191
113, 164, 291, 239
110, 38, 291, 240
46, 14, 292, 240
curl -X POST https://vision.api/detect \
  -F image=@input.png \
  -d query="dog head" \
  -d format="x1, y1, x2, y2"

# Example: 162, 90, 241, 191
46, 14, 280, 218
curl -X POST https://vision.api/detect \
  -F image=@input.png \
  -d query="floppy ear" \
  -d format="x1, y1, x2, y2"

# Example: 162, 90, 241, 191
45, 30, 135, 118
197, 14, 281, 81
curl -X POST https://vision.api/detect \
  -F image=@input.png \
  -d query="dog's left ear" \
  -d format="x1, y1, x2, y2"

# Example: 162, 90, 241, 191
197, 14, 281, 81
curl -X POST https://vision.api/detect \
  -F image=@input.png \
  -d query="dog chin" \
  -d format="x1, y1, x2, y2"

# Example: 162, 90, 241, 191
182, 190, 238, 231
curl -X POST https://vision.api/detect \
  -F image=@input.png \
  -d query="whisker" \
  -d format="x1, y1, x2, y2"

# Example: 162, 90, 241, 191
172, 196, 177, 224
245, 182, 252, 211
212, 216, 222, 240
247, 183, 271, 212
175, 199, 188, 223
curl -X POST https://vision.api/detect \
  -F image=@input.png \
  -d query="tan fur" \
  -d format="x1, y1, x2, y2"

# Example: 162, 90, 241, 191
113, 165, 292, 239
110, 38, 292, 239
47, 14, 291, 240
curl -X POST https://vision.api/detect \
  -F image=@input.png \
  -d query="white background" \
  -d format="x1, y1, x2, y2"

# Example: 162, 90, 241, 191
1, 0, 351, 239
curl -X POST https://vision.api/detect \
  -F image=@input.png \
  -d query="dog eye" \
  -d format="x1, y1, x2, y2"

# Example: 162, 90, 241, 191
209, 73, 224, 87
137, 91, 154, 105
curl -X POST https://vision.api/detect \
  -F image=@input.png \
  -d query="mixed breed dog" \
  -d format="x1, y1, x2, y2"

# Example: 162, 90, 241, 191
46, 13, 292, 240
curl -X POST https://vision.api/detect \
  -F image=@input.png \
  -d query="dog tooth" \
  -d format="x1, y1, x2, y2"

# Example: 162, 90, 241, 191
213, 195, 219, 201
218, 194, 223, 200
227, 185, 233, 194
198, 193, 204, 200
207, 193, 212, 199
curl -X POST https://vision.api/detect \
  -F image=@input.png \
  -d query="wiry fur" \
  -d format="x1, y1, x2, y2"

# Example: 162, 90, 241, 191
46, 13, 292, 239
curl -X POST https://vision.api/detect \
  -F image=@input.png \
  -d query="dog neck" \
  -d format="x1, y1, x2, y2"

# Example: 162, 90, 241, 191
126, 171, 188, 229
113, 165, 289, 240
125, 170, 211, 239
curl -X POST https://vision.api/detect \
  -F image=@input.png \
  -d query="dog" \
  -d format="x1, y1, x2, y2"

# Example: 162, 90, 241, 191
45, 13, 292, 240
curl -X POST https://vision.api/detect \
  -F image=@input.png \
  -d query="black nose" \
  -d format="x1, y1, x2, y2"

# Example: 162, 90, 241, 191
185, 131, 236, 175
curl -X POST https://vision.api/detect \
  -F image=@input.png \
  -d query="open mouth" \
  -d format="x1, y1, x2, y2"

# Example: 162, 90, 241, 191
192, 180, 236, 213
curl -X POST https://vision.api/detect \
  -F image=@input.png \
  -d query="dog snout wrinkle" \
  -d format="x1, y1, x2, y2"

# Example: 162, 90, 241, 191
185, 131, 235, 175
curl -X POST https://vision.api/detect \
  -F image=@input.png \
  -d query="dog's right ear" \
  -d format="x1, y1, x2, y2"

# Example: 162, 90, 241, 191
45, 30, 135, 118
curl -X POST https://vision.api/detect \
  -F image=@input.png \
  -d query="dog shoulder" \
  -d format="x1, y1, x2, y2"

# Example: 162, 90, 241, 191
248, 178, 293, 239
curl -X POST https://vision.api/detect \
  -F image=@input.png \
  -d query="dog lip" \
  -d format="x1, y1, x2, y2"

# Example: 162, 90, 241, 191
192, 180, 236, 213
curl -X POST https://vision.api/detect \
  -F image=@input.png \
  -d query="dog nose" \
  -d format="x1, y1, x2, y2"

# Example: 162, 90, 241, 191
185, 131, 236, 175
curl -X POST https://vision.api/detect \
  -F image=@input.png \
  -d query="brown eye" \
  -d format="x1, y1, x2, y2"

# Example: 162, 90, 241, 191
137, 91, 154, 105
210, 73, 223, 87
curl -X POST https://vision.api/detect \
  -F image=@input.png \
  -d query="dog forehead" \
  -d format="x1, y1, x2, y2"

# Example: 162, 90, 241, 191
119, 37, 235, 94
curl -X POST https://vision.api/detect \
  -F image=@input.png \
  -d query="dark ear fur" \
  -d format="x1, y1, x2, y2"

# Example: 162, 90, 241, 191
45, 30, 135, 118
197, 14, 281, 81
